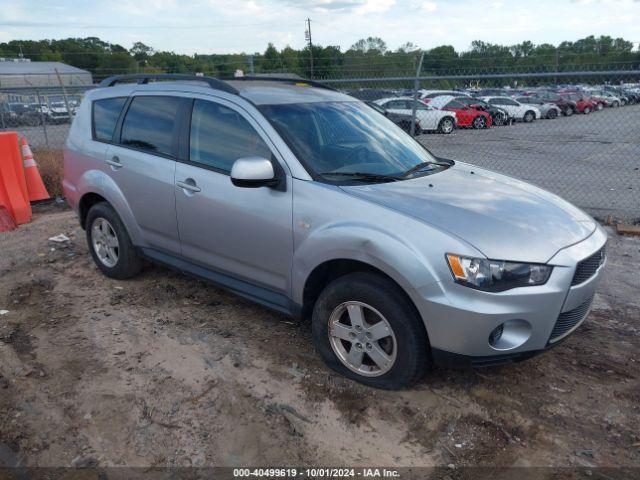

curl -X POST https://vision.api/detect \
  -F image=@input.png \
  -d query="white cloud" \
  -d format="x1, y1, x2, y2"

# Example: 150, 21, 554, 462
413, 1, 437, 12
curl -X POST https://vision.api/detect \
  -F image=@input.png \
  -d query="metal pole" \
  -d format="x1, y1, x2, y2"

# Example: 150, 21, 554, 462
54, 68, 73, 123
248, 54, 255, 75
306, 18, 314, 79
36, 89, 49, 148
410, 51, 425, 137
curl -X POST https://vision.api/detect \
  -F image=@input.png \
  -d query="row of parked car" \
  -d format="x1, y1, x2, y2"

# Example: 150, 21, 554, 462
351, 83, 640, 134
0, 100, 79, 127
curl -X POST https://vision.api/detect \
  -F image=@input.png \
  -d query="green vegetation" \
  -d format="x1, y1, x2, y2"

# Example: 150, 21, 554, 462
0, 35, 637, 81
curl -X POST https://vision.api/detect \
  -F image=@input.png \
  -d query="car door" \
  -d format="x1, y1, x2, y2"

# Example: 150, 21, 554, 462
104, 94, 183, 254
174, 97, 293, 295
413, 101, 439, 130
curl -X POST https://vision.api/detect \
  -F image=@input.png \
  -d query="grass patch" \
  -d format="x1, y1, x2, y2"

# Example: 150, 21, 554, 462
32, 148, 64, 199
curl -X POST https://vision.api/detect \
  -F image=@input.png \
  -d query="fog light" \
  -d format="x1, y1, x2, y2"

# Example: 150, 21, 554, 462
488, 319, 532, 351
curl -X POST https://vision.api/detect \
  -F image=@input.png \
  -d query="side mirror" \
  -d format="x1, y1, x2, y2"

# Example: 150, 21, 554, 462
230, 156, 278, 188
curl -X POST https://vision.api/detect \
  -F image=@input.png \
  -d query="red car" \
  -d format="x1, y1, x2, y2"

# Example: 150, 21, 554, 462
559, 92, 597, 114
427, 96, 493, 129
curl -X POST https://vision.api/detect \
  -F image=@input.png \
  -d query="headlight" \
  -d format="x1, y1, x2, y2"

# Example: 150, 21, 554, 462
446, 254, 552, 292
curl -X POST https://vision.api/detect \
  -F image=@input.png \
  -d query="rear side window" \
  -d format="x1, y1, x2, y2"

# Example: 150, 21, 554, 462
93, 97, 126, 142
189, 100, 271, 173
120, 96, 181, 156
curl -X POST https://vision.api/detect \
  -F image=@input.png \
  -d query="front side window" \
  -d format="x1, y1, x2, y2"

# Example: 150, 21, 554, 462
260, 101, 445, 183
190, 100, 271, 173
120, 96, 181, 156
93, 97, 126, 142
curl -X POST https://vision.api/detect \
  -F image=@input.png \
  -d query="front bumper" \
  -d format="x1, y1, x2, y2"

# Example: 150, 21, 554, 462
414, 225, 607, 363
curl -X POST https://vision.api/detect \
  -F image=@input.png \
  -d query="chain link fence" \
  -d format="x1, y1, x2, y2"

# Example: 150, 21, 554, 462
1, 68, 638, 221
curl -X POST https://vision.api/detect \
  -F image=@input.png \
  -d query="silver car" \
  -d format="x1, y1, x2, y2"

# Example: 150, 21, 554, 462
63, 74, 606, 389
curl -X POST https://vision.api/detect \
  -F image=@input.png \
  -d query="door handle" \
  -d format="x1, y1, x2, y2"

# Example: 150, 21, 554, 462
176, 179, 201, 193
106, 156, 123, 169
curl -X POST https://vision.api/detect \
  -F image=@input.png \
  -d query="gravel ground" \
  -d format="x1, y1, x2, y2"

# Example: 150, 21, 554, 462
0, 203, 638, 472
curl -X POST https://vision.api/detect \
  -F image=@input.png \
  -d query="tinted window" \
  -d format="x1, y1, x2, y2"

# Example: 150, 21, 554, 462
190, 100, 271, 173
445, 100, 465, 109
93, 97, 126, 142
120, 96, 181, 156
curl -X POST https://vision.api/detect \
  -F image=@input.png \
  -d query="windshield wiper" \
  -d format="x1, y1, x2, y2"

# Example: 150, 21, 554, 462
400, 161, 448, 178
320, 171, 399, 183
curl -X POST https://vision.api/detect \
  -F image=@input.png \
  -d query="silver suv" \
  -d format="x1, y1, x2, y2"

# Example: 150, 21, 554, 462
63, 74, 607, 389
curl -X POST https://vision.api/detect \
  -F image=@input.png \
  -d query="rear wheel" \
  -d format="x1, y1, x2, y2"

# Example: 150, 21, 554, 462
596, 102, 604, 111
86, 202, 143, 279
472, 115, 487, 129
611, 101, 620, 108
523, 110, 535, 123
583, 106, 592, 114
312, 272, 429, 389
564, 106, 574, 116
546, 108, 558, 119
437, 116, 455, 134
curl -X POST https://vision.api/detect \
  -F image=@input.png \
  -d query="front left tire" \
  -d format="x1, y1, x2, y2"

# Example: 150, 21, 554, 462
437, 116, 455, 134
312, 272, 430, 389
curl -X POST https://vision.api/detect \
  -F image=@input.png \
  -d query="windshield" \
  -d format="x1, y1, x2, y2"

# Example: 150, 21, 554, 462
260, 101, 446, 183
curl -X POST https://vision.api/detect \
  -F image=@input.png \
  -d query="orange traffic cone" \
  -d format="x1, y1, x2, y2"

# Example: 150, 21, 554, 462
20, 137, 50, 202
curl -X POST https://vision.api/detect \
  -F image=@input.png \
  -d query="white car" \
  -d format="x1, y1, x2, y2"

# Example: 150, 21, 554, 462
375, 97, 457, 134
481, 96, 541, 122
419, 89, 470, 102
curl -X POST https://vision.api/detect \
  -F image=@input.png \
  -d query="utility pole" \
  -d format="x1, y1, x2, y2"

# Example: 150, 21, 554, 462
305, 18, 314, 79
410, 51, 425, 137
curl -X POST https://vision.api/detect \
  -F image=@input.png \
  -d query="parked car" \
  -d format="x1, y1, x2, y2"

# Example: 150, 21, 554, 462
535, 91, 576, 116
374, 97, 456, 134
586, 90, 622, 109
47, 102, 72, 123
64, 74, 607, 389
0, 102, 19, 127
428, 95, 492, 129
514, 97, 562, 119
559, 93, 596, 114
419, 90, 469, 102
454, 96, 510, 126
604, 86, 638, 105
365, 101, 424, 134
481, 96, 541, 122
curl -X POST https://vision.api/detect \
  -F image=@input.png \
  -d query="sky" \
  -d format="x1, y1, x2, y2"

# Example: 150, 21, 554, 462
1, 0, 639, 55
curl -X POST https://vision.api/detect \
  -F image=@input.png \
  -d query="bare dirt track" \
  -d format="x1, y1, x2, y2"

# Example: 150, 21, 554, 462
0, 204, 639, 470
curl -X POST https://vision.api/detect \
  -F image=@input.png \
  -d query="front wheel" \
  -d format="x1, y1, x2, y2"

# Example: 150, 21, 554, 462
493, 112, 506, 126
472, 115, 487, 129
523, 111, 535, 123
312, 273, 429, 389
564, 106, 574, 116
546, 108, 558, 119
583, 106, 592, 114
596, 103, 604, 111
86, 202, 143, 279
611, 101, 620, 108
437, 116, 455, 134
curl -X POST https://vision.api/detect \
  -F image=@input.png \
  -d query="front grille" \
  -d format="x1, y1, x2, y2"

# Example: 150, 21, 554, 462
548, 295, 594, 344
571, 247, 605, 286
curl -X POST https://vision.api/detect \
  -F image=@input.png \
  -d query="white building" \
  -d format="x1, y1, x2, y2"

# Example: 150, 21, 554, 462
0, 58, 93, 88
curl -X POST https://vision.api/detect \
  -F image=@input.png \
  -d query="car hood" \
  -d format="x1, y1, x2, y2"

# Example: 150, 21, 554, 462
340, 164, 596, 263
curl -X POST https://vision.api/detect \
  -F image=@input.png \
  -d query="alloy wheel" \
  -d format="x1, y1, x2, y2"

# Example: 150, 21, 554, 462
91, 217, 120, 268
328, 301, 397, 377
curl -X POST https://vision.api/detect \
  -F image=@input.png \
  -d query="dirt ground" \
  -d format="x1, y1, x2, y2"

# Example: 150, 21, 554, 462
0, 204, 638, 470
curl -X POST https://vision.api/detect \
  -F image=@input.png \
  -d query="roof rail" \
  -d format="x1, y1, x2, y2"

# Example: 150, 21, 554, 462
98, 74, 239, 95
230, 75, 336, 91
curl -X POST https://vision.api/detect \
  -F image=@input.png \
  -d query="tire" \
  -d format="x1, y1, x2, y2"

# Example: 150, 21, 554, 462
437, 116, 455, 134
546, 108, 558, 119
86, 202, 143, 280
493, 112, 506, 126
596, 103, 604, 111
472, 115, 487, 129
611, 101, 619, 108
523, 110, 535, 123
312, 272, 429, 389
583, 106, 591, 114
563, 106, 574, 117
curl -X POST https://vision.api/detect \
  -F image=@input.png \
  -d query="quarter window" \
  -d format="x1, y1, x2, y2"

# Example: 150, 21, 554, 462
189, 100, 271, 173
93, 97, 126, 142
120, 96, 181, 156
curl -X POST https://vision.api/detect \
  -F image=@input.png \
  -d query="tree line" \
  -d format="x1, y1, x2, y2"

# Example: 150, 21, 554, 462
0, 35, 637, 82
